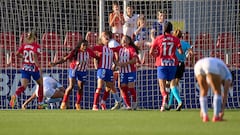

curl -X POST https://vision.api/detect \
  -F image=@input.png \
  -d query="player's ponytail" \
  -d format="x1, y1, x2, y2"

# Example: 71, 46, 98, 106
163, 21, 173, 37
173, 29, 183, 39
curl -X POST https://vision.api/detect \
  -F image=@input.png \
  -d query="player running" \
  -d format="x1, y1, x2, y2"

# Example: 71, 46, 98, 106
10, 31, 44, 109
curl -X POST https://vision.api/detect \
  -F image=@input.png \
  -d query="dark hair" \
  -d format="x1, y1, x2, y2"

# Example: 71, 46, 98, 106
77, 39, 88, 46
157, 10, 167, 14
125, 35, 140, 54
105, 30, 113, 39
164, 21, 173, 33
73, 39, 88, 56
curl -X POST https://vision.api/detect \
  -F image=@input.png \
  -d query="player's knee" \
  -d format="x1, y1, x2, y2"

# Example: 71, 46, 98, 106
67, 85, 74, 90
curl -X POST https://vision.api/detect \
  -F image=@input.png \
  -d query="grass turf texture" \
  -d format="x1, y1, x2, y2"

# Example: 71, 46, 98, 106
0, 109, 239, 135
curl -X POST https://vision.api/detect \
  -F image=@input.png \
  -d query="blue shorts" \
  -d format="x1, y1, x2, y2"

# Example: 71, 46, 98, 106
120, 72, 136, 84
68, 69, 87, 82
97, 68, 113, 82
21, 70, 41, 81
157, 66, 177, 81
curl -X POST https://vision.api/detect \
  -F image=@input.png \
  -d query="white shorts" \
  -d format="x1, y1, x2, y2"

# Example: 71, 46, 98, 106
194, 58, 221, 76
44, 82, 63, 98
44, 87, 55, 98
35, 77, 63, 98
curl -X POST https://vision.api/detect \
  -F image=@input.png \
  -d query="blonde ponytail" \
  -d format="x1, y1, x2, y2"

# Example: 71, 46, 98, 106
173, 29, 183, 39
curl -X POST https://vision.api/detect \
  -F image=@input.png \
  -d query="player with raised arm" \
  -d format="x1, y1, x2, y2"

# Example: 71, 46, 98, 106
134, 14, 151, 62
123, 4, 138, 38
109, 1, 124, 34
194, 57, 233, 122
50, 40, 98, 110
149, 22, 183, 111
21, 76, 65, 109
9, 31, 44, 109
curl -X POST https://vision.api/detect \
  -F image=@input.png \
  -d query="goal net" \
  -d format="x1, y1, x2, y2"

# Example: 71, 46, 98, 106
0, 0, 239, 110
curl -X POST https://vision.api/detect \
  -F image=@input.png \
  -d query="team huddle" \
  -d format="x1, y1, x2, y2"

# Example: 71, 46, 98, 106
9, 2, 234, 123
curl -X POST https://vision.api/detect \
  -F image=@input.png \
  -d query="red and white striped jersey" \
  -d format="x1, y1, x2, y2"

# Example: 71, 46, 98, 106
18, 42, 41, 72
66, 48, 97, 71
115, 46, 138, 73
152, 34, 181, 66
93, 45, 114, 69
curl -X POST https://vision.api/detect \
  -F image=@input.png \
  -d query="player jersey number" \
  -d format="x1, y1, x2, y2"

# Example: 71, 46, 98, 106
23, 50, 35, 63
162, 42, 174, 56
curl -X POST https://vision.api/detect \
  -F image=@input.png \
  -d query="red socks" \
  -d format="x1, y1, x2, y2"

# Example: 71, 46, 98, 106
76, 93, 82, 104
129, 88, 136, 102
102, 90, 110, 101
121, 86, 131, 107
62, 94, 69, 103
161, 90, 167, 105
93, 88, 101, 106
15, 86, 25, 96
37, 85, 43, 102
16, 85, 43, 103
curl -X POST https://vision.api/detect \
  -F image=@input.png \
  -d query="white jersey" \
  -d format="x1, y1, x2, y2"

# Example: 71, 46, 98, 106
35, 76, 63, 98
108, 39, 120, 48
194, 57, 232, 81
123, 14, 138, 37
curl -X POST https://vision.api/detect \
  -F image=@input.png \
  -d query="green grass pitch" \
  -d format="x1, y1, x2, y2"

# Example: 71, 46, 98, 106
0, 109, 239, 135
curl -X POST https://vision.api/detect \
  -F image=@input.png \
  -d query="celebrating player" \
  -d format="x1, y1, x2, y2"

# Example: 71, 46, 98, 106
107, 31, 123, 110
92, 31, 121, 111
194, 57, 233, 122
10, 31, 44, 109
149, 22, 183, 111
50, 40, 98, 110
114, 35, 140, 110
22, 76, 65, 109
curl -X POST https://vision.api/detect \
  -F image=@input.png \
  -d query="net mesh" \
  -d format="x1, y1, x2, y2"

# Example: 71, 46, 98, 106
0, 0, 239, 109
